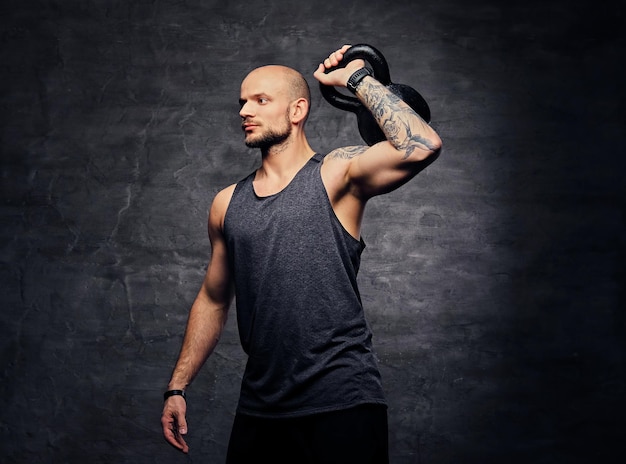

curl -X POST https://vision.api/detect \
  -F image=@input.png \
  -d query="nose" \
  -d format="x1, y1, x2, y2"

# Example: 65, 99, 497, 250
239, 101, 253, 119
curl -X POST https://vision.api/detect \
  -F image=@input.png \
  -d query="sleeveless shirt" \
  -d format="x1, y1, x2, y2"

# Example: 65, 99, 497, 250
223, 153, 386, 418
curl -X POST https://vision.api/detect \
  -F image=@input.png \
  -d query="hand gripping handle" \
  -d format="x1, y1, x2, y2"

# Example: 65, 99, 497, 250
318, 44, 391, 113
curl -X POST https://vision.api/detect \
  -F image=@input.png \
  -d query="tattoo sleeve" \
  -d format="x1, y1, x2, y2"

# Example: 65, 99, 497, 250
357, 78, 439, 159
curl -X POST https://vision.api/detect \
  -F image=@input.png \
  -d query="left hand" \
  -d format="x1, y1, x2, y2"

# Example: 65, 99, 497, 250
161, 395, 189, 453
313, 45, 366, 88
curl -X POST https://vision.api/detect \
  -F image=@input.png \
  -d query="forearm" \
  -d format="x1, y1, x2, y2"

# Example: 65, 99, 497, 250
355, 76, 441, 159
167, 293, 229, 390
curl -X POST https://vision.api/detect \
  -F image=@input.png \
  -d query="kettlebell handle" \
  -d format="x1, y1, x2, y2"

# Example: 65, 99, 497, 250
319, 44, 391, 112
319, 43, 431, 145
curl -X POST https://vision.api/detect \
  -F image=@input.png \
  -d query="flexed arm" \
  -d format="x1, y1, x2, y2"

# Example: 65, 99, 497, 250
314, 45, 442, 200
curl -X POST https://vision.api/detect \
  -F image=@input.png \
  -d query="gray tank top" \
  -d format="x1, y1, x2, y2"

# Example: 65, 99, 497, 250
224, 153, 386, 418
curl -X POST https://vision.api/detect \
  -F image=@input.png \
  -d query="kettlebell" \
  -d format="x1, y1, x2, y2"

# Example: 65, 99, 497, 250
319, 44, 431, 146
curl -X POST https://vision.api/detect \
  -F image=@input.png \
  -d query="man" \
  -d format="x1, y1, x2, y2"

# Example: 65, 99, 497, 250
161, 45, 442, 463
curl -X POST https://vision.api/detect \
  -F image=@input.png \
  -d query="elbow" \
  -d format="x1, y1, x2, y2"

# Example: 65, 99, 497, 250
405, 137, 441, 172
410, 136, 442, 163
402, 126, 442, 161
429, 139, 443, 161
428, 130, 443, 155
422, 132, 442, 162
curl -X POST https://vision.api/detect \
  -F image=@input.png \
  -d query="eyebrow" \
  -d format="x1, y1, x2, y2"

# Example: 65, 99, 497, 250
239, 93, 270, 106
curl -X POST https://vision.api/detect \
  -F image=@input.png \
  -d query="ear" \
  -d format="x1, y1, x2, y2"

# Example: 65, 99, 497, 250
290, 98, 309, 124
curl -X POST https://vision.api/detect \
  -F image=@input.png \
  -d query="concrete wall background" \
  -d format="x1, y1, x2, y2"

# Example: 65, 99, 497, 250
1, 0, 624, 463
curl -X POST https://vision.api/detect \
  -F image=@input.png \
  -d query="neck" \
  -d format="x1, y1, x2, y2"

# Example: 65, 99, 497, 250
258, 132, 315, 180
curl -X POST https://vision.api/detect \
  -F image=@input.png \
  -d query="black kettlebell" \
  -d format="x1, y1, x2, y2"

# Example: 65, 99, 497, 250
319, 44, 431, 146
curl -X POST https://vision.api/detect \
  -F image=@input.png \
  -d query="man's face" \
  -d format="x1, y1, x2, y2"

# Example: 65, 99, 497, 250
239, 69, 293, 150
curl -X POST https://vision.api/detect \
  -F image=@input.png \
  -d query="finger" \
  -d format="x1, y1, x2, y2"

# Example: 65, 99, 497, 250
174, 427, 189, 454
161, 410, 189, 453
329, 52, 339, 67
334, 45, 351, 62
323, 55, 342, 71
163, 422, 184, 451
163, 422, 190, 453
176, 415, 188, 436
312, 63, 327, 83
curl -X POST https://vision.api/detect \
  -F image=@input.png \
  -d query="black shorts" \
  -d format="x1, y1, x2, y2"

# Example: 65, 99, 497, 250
225, 403, 389, 464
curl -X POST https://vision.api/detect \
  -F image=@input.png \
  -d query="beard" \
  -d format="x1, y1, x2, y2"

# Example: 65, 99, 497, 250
245, 127, 290, 149
244, 113, 291, 150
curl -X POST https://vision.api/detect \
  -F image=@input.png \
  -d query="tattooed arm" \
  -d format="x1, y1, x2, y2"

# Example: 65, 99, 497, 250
345, 76, 441, 198
314, 45, 442, 200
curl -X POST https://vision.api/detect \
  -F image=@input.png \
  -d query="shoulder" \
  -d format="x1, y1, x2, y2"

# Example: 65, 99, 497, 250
322, 145, 369, 180
320, 146, 369, 200
214, 183, 237, 205
321, 145, 368, 178
324, 145, 369, 162
209, 183, 237, 231
212, 183, 237, 213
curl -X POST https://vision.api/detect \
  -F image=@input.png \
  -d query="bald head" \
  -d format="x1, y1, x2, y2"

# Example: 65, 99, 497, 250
242, 65, 311, 113
249, 65, 311, 103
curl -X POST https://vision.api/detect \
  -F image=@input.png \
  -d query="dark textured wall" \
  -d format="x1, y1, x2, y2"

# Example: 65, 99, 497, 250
1, 0, 624, 463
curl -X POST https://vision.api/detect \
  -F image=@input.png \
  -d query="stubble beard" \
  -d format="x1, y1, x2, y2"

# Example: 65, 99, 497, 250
245, 128, 290, 150
244, 114, 292, 151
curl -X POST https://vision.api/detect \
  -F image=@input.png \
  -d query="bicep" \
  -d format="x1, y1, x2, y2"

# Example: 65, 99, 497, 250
203, 233, 232, 307
201, 189, 235, 308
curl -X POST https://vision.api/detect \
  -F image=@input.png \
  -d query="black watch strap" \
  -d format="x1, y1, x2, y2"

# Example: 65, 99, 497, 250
346, 67, 372, 94
163, 389, 186, 401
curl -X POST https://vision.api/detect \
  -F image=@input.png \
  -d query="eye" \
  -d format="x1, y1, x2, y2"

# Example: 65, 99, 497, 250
258, 97, 268, 104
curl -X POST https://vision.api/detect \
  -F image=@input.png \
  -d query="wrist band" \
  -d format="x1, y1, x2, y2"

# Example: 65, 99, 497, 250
163, 389, 186, 401
346, 67, 372, 94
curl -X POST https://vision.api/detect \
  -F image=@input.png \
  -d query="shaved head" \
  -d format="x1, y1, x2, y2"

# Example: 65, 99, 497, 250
252, 65, 310, 102
243, 65, 311, 118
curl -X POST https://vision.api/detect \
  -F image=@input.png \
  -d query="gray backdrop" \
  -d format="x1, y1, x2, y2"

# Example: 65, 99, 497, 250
1, 0, 624, 463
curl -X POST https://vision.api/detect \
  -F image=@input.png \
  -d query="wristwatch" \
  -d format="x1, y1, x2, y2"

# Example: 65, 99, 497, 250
163, 389, 186, 401
346, 67, 372, 94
